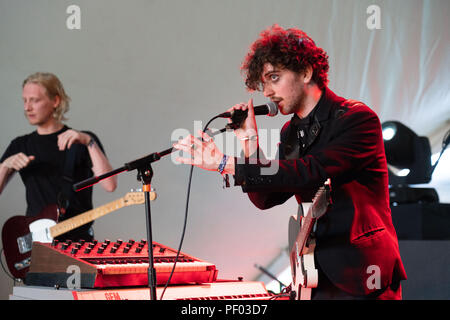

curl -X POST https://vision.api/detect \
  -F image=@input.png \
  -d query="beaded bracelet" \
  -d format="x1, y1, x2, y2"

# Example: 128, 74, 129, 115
217, 154, 229, 174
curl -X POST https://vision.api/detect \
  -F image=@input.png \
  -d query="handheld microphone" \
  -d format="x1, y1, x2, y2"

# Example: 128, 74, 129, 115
217, 101, 278, 123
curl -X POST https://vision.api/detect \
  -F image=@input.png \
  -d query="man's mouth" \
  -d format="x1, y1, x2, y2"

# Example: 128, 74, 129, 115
272, 99, 282, 107
25, 113, 37, 121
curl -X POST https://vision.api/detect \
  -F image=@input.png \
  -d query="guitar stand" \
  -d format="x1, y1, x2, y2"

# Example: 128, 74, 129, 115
136, 164, 157, 301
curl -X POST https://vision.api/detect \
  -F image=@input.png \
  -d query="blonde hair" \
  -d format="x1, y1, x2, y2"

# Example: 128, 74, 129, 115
23, 72, 71, 122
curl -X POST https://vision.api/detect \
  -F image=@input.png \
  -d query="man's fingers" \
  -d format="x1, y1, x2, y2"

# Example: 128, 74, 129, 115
247, 98, 255, 117
66, 136, 75, 150
57, 134, 66, 150
227, 103, 247, 124
198, 130, 212, 142
8, 153, 34, 170
173, 142, 193, 154
175, 157, 193, 165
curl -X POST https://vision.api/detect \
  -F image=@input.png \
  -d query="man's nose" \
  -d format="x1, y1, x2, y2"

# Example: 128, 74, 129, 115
263, 84, 274, 97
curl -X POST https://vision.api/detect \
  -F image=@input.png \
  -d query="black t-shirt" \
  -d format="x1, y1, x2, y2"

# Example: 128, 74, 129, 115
0, 126, 103, 224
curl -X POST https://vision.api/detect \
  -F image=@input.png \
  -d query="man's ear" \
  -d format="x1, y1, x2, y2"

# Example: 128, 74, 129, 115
303, 65, 313, 84
52, 95, 61, 109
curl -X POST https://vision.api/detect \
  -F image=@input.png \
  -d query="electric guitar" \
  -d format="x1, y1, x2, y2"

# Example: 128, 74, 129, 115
288, 179, 332, 300
1, 191, 152, 279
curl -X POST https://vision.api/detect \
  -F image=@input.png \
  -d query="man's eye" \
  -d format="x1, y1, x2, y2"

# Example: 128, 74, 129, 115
270, 74, 279, 81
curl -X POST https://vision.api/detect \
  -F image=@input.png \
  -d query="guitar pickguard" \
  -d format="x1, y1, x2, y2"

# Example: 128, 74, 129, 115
28, 219, 57, 243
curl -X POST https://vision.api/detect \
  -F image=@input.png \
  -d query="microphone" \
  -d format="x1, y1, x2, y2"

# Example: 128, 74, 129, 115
217, 101, 278, 122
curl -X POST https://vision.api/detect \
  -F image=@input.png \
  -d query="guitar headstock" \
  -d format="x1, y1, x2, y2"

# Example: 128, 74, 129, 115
311, 179, 332, 219
123, 192, 145, 205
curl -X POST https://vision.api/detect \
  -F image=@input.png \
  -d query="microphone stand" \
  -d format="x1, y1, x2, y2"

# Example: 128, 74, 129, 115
72, 127, 229, 300
73, 150, 170, 300
254, 263, 287, 293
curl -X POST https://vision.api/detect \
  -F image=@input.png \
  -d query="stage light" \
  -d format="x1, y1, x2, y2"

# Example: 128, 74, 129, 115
382, 125, 396, 141
382, 121, 432, 185
382, 121, 439, 204
397, 169, 410, 177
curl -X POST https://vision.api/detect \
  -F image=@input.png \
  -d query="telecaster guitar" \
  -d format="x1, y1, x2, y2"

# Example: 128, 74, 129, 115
2, 191, 152, 279
288, 179, 332, 300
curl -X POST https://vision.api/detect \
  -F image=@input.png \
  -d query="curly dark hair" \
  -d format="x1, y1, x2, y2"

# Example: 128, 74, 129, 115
241, 24, 329, 91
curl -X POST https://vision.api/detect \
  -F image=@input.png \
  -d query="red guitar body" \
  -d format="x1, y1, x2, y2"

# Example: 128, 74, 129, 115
2, 204, 59, 279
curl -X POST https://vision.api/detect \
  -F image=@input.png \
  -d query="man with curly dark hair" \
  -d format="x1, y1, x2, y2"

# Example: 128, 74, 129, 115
242, 25, 329, 92
174, 25, 407, 300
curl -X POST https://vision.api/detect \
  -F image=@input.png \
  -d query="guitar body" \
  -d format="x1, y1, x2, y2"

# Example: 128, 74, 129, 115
288, 179, 332, 300
2, 204, 59, 279
288, 214, 319, 300
1, 191, 148, 279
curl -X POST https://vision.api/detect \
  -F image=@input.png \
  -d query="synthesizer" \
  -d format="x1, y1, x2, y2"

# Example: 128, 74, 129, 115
11, 280, 273, 300
25, 239, 218, 288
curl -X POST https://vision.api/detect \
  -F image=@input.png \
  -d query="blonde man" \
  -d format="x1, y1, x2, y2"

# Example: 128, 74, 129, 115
0, 72, 117, 241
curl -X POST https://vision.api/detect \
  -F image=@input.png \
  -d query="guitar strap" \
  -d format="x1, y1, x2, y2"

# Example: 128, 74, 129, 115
297, 202, 304, 223
57, 144, 84, 220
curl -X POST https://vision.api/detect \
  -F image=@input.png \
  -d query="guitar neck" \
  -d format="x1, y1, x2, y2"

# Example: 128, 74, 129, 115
49, 198, 125, 238
294, 215, 316, 255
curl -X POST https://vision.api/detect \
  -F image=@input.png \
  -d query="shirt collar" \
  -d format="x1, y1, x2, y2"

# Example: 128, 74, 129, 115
289, 87, 340, 127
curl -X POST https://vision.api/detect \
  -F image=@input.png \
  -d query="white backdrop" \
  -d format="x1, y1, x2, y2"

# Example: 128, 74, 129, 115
0, 0, 449, 299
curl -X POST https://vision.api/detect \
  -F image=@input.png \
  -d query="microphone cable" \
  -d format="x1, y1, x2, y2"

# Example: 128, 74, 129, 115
159, 114, 222, 300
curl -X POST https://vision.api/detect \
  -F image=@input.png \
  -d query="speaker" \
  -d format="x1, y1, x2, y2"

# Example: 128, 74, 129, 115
391, 203, 450, 240
399, 240, 450, 299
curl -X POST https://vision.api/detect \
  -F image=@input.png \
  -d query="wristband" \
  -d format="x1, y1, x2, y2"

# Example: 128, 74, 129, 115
87, 136, 95, 148
217, 154, 229, 175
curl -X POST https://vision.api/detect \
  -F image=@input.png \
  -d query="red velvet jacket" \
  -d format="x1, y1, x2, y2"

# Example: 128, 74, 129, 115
234, 87, 407, 296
